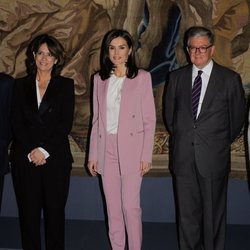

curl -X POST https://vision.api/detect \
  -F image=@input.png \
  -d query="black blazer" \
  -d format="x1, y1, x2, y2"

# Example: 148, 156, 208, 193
165, 62, 246, 179
10, 75, 75, 169
0, 73, 14, 176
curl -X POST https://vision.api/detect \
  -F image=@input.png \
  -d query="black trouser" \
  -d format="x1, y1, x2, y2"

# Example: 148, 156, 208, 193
174, 168, 228, 250
12, 163, 71, 250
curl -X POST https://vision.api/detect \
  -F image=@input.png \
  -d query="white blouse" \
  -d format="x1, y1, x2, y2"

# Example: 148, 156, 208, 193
36, 80, 42, 108
106, 74, 125, 134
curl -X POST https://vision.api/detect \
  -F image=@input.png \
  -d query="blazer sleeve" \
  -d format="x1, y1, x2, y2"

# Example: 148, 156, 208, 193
0, 74, 14, 175
140, 72, 156, 163
0, 74, 14, 146
228, 72, 246, 142
164, 72, 176, 135
88, 75, 98, 161
11, 79, 34, 153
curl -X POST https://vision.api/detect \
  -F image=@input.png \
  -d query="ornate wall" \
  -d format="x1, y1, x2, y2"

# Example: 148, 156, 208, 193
1, 0, 249, 176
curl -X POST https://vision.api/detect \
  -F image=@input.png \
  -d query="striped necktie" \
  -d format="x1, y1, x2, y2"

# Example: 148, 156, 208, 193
192, 70, 203, 120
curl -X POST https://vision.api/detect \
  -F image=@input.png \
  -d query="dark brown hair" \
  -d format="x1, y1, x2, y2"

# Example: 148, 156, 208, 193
26, 34, 66, 76
99, 29, 138, 80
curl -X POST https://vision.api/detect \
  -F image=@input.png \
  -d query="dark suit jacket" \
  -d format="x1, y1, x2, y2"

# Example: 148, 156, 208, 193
10, 75, 74, 169
165, 62, 246, 179
0, 73, 14, 176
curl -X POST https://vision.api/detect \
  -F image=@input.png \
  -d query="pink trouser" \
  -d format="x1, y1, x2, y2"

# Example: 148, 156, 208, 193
102, 134, 143, 250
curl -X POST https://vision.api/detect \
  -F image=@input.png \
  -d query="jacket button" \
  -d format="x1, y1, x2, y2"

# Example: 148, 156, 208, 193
130, 133, 133, 136
132, 115, 135, 118
99, 135, 102, 138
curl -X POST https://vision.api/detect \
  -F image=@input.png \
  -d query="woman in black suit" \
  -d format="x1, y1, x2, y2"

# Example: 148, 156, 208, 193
10, 34, 75, 250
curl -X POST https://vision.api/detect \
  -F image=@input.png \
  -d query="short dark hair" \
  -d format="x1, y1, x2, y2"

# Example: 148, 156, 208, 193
26, 34, 66, 76
185, 26, 215, 47
99, 29, 138, 80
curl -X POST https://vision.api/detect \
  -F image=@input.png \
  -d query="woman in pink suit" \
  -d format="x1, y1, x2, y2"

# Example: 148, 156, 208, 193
88, 29, 156, 250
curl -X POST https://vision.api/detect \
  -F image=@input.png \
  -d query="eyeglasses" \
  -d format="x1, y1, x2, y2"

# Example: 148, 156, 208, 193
187, 44, 213, 54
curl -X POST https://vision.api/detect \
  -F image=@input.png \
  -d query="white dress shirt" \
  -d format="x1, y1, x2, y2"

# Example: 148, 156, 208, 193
106, 74, 125, 134
192, 60, 213, 117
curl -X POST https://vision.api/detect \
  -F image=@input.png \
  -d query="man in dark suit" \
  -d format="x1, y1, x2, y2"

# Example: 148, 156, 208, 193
0, 73, 14, 213
165, 26, 245, 250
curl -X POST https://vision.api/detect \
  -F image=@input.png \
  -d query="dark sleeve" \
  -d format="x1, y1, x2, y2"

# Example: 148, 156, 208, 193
164, 72, 176, 135
228, 72, 246, 142
4, 75, 14, 145
10, 79, 34, 153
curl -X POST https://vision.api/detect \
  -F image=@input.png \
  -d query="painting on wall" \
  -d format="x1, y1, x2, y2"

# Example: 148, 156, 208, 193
1, 0, 249, 176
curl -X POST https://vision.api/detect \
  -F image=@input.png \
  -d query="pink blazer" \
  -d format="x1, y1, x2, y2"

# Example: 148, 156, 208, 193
88, 69, 156, 175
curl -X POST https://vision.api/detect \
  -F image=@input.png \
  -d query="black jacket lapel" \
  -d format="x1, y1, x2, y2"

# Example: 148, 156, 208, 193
38, 77, 57, 116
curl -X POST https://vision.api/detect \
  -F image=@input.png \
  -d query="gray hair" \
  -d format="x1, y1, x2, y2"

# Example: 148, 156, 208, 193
186, 26, 215, 46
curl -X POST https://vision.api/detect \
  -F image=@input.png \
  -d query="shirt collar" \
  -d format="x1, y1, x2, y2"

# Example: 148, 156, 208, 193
193, 60, 213, 77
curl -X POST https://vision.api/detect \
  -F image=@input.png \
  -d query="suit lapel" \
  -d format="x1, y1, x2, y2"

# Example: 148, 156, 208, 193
38, 77, 57, 116
197, 63, 221, 120
119, 77, 133, 115
98, 78, 109, 128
